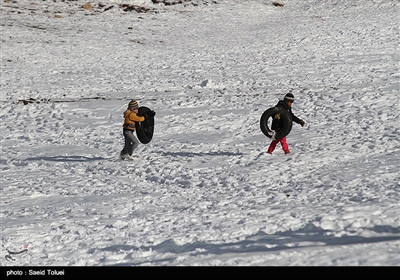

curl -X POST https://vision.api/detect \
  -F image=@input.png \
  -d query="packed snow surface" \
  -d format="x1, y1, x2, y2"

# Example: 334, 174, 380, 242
1, 0, 399, 266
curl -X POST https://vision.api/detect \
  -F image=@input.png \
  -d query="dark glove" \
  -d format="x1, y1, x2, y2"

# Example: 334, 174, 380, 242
299, 119, 305, 127
142, 113, 148, 120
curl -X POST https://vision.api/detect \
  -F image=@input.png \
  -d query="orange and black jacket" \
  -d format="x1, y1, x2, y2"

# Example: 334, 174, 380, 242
122, 109, 145, 131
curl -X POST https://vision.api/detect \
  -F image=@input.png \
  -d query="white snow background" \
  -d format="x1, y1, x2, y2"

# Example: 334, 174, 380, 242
1, 0, 399, 267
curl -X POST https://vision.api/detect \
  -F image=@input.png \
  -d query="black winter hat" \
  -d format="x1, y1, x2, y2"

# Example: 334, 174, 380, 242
284, 93, 295, 102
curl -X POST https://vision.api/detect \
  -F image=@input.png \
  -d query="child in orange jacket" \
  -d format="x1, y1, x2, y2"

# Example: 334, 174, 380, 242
120, 100, 145, 161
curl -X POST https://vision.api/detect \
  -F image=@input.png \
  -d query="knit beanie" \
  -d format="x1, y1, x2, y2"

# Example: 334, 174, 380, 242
284, 93, 295, 102
128, 100, 139, 108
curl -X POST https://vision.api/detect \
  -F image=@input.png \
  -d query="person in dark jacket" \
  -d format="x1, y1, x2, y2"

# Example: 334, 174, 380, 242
267, 93, 305, 154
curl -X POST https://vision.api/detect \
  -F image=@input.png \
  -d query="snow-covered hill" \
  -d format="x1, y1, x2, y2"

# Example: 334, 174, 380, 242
1, 0, 399, 267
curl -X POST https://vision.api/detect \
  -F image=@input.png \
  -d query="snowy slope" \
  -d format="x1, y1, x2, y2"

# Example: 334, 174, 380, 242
1, 0, 399, 266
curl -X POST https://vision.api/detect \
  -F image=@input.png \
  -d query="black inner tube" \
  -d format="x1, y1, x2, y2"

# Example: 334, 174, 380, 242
260, 107, 292, 140
135, 106, 154, 144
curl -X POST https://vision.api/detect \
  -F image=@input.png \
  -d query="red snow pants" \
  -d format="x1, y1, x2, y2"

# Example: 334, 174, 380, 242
267, 137, 290, 154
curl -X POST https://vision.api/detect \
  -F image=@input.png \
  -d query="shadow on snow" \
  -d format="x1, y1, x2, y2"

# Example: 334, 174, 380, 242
158, 151, 244, 157
93, 223, 400, 265
25, 156, 106, 162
